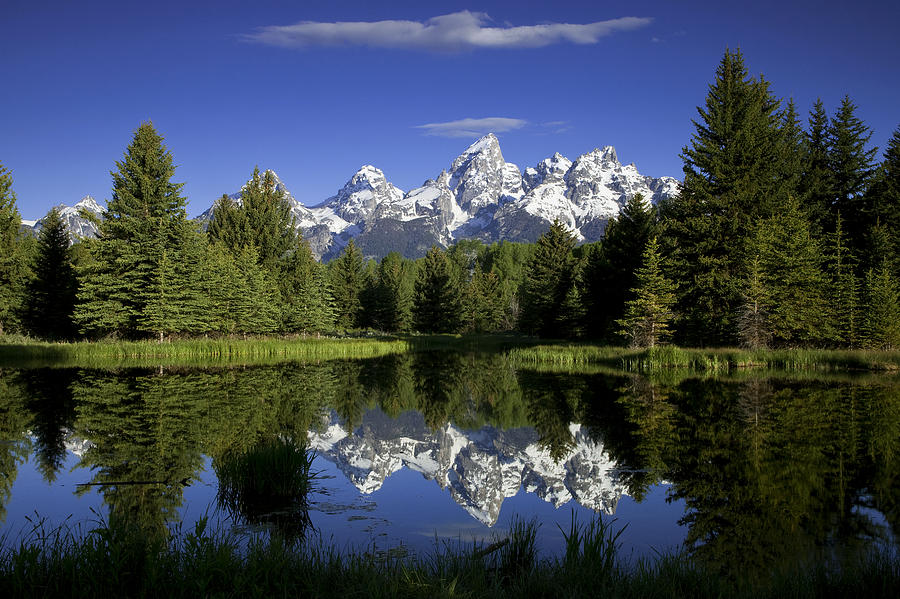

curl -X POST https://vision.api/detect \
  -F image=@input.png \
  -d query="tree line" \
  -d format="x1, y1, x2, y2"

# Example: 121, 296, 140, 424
0, 49, 898, 348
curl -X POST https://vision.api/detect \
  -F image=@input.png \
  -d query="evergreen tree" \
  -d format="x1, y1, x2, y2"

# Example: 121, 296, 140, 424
0, 162, 30, 336
231, 245, 279, 334
74, 122, 202, 338
829, 96, 878, 253
865, 125, 900, 271
25, 208, 77, 339
519, 220, 577, 338
748, 195, 832, 346
801, 99, 836, 232
370, 252, 414, 333
662, 49, 789, 346
480, 241, 534, 329
329, 239, 364, 330
825, 214, 861, 347
208, 168, 296, 270
281, 237, 334, 335
461, 265, 507, 333
861, 262, 900, 350
583, 193, 656, 339
615, 237, 676, 348
737, 256, 771, 349
413, 246, 461, 334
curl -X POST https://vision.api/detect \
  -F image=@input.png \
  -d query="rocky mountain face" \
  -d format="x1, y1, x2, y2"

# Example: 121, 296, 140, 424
21, 195, 103, 242
309, 408, 627, 526
298, 134, 679, 260
24, 135, 679, 260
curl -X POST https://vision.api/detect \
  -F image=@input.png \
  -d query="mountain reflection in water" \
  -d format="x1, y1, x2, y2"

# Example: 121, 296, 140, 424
0, 352, 897, 577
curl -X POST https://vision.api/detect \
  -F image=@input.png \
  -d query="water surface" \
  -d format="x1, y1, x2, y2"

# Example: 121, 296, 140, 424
0, 353, 897, 575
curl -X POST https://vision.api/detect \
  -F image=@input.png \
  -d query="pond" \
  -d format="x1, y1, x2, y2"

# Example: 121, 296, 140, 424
0, 352, 897, 576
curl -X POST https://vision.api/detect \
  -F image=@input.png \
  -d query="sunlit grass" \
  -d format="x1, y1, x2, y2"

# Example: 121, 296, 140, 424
508, 343, 900, 373
0, 335, 410, 368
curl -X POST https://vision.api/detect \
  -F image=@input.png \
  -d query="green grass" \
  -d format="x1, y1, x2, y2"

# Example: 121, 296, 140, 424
0, 513, 896, 598
508, 343, 900, 373
214, 437, 317, 541
0, 335, 410, 368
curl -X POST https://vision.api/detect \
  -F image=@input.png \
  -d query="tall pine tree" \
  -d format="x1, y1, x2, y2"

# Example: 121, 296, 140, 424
208, 167, 296, 271
0, 162, 30, 336
864, 125, 900, 272
583, 193, 656, 339
519, 220, 577, 338
74, 122, 203, 338
329, 239, 364, 330
801, 99, 836, 232
662, 49, 790, 345
413, 246, 461, 334
615, 237, 676, 348
829, 96, 877, 254
26, 207, 77, 339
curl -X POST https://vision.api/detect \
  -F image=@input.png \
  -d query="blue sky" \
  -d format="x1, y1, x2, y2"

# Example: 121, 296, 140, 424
3, 0, 898, 219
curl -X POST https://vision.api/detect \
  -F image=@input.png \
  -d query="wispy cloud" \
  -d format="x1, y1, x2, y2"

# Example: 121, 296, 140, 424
243, 11, 652, 52
416, 117, 527, 138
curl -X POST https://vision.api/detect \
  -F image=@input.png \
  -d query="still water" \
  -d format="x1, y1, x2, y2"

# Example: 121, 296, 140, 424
0, 353, 897, 575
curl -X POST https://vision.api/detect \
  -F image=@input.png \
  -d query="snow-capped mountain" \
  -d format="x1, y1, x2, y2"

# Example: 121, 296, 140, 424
269, 133, 679, 260
27, 135, 679, 259
23, 196, 104, 242
309, 408, 627, 526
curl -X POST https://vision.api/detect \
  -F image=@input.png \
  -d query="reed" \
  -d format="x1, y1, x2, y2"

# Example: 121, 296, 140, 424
509, 343, 900, 373
1, 514, 896, 598
215, 437, 317, 541
0, 335, 409, 368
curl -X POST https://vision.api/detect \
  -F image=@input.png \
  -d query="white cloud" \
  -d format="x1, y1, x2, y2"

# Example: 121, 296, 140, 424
243, 11, 652, 52
415, 117, 527, 138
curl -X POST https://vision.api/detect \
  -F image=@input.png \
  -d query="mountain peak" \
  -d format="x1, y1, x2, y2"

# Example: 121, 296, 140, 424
462, 133, 500, 155
73, 195, 103, 213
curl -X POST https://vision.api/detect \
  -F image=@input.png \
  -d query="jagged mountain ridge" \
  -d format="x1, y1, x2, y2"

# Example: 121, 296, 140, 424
23, 135, 680, 259
309, 408, 628, 526
21, 195, 103, 241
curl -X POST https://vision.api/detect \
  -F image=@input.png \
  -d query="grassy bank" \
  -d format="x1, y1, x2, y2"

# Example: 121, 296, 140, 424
0, 335, 410, 368
0, 516, 896, 598
509, 343, 900, 372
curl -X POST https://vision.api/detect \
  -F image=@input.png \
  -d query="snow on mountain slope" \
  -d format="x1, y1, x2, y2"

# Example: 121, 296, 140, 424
32, 135, 679, 259
309, 409, 627, 526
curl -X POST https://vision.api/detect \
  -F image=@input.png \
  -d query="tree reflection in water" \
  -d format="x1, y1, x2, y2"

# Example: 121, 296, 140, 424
0, 356, 896, 576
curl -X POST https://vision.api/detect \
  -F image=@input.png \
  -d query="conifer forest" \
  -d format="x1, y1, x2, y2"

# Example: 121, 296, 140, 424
1, 50, 899, 350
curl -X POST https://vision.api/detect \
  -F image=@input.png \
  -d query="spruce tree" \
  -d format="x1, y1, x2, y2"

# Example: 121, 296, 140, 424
209, 168, 296, 271
615, 237, 676, 348
801, 99, 836, 232
825, 214, 861, 347
329, 239, 364, 330
413, 246, 461, 334
583, 193, 656, 339
281, 237, 334, 335
748, 195, 832, 346
0, 162, 31, 336
829, 96, 878, 253
737, 256, 771, 349
26, 207, 77, 339
519, 220, 577, 338
74, 122, 201, 338
861, 262, 900, 350
370, 251, 414, 333
461, 265, 507, 333
865, 125, 900, 271
662, 49, 789, 346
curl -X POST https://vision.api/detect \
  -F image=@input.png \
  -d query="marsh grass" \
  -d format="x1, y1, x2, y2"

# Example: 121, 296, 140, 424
0, 335, 410, 368
2, 513, 896, 598
509, 343, 900, 373
215, 437, 317, 541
